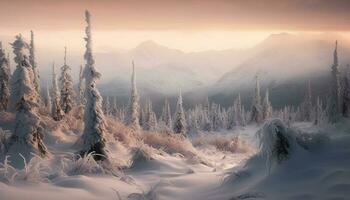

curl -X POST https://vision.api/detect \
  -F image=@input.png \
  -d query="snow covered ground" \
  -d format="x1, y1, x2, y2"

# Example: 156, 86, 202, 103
0, 116, 350, 200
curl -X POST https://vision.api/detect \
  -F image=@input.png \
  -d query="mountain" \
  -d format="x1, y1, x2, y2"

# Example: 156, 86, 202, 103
208, 33, 350, 108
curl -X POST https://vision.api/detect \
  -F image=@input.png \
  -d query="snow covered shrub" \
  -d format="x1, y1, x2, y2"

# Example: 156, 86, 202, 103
106, 117, 137, 146
140, 131, 197, 158
256, 119, 296, 167
192, 133, 251, 153
0, 154, 51, 184
129, 144, 154, 168
65, 153, 108, 175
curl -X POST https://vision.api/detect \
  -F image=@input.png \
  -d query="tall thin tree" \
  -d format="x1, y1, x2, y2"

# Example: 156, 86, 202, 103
0, 42, 11, 111
79, 10, 109, 161
173, 91, 186, 135
29, 31, 40, 94
59, 47, 75, 113
125, 61, 140, 131
328, 41, 342, 123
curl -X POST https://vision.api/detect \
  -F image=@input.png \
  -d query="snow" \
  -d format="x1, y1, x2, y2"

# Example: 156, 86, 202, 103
0, 110, 350, 200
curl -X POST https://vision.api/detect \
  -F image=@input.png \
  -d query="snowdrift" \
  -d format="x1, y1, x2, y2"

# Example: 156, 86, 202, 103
215, 119, 350, 200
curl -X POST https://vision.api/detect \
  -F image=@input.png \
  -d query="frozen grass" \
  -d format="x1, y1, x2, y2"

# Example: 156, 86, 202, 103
192, 133, 252, 154
140, 131, 197, 158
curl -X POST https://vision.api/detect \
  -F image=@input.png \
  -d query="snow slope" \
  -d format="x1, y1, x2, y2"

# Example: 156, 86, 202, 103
0, 113, 350, 200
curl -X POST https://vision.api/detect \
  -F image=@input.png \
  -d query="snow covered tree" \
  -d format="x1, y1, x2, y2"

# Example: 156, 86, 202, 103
262, 88, 273, 121
327, 41, 342, 123
342, 64, 350, 117
161, 98, 172, 129
9, 36, 40, 112
59, 47, 75, 114
144, 100, 157, 131
51, 63, 64, 121
102, 96, 110, 115
77, 64, 85, 105
29, 31, 40, 94
301, 81, 312, 121
125, 61, 140, 131
0, 42, 10, 111
6, 35, 48, 161
110, 96, 118, 117
79, 10, 109, 161
45, 86, 52, 113
251, 75, 263, 123
173, 91, 186, 135
314, 97, 324, 125
235, 93, 243, 126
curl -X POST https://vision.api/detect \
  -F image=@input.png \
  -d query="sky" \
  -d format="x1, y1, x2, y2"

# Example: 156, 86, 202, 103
0, 0, 349, 52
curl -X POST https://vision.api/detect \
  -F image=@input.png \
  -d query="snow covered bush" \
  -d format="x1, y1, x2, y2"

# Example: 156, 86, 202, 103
256, 119, 295, 167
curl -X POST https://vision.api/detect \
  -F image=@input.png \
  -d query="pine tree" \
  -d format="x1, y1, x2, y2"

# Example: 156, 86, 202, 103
236, 93, 243, 126
161, 98, 172, 129
251, 75, 263, 123
302, 81, 312, 121
78, 64, 85, 105
103, 96, 111, 116
262, 88, 273, 120
110, 96, 118, 117
144, 100, 157, 131
173, 91, 186, 135
51, 63, 64, 121
79, 10, 108, 161
328, 41, 342, 123
342, 64, 350, 117
314, 97, 323, 125
202, 97, 212, 131
6, 35, 48, 161
45, 86, 52, 113
125, 61, 140, 131
0, 42, 10, 111
29, 31, 40, 94
59, 47, 75, 113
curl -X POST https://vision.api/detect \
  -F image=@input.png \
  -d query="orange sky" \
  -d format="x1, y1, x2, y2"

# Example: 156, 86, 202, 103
0, 0, 349, 31
0, 0, 349, 52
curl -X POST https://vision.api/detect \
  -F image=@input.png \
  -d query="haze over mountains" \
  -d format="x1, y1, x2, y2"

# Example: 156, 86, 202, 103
96, 32, 350, 109
4, 32, 349, 108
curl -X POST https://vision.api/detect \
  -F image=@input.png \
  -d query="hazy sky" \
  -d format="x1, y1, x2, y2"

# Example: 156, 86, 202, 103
0, 0, 349, 51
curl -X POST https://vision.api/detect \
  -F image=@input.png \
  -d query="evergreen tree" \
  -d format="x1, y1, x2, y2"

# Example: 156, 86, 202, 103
59, 47, 75, 113
125, 61, 140, 131
328, 41, 342, 123
103, 96, 111, 116
79, 10, 109, 161
78, 64, 85, 105
342, 64, 350, 117
0, 42, 10, 111
144, 100, 157, 131
262, 88, 273, 120
51, 63, 64, 121
29, 31, 40, 94
161, 98, 172, 129
314, 97, 323, 125
45, 86, 52, 113
7, 35, 48, 161
110, 96, 118, 117
250, 75, 263, 123
302, 81, 312, 121
236, 93, 243, 126
173, 91, 186, 135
